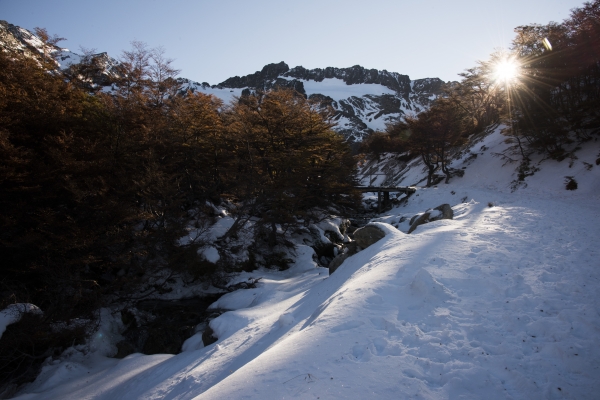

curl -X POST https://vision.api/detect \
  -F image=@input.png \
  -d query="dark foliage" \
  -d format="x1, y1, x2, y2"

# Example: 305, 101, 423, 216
509, 1, 600, 157
359, 122, 411, 158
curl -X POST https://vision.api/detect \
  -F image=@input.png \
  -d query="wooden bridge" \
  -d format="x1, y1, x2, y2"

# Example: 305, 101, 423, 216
356, 174, 416, 212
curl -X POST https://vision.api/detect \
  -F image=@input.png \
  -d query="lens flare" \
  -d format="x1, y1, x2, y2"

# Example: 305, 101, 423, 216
492, 57, 520, 85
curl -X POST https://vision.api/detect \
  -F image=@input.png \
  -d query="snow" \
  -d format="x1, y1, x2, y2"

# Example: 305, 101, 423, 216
195, 86, 245, 104
13, 128, 600, 399
181, 333, 204, 353
316, 217, 346, 241
301, 78, 397, 101
199, 246, 220, 263
0, 303, 42, 340
179, 215, 235, 246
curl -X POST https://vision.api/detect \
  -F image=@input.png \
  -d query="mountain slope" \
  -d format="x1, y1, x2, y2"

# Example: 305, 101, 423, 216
0, 20, 120, 88
182, 61, 445, 141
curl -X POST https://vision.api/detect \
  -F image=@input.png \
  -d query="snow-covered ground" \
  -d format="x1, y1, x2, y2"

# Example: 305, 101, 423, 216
12, 128, 600, 399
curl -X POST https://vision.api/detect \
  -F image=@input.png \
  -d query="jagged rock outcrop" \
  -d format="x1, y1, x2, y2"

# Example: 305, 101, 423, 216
210, 62, 445, 142
0, 20, 47, 58
0, 20, 121, 88
219, 61, 291, 88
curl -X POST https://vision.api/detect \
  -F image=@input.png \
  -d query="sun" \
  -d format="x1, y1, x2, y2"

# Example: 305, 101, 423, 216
492, 56, 521, 85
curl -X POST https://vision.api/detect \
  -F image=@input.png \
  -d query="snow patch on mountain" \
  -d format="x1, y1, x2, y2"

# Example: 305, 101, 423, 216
301, 78, 396, 101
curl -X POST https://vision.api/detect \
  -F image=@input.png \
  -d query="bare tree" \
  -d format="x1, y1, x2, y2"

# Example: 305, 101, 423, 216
148, 46, 181, 108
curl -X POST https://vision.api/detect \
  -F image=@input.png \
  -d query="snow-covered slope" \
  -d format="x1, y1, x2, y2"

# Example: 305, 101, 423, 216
12, 129, 600, 399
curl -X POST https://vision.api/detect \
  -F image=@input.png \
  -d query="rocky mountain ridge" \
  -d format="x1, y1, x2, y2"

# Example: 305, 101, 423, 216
1, 21, 446, 141
186, 61, 446, 141
0, 20, 120, 87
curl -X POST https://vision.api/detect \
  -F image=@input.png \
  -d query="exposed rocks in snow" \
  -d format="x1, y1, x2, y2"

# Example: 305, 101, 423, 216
291, 219, 351, 268
408, 203, 454, 234
329, 224, 386, 274
353, 224, 386, 248
328, 242, 359, 274
114, 295, 223, 358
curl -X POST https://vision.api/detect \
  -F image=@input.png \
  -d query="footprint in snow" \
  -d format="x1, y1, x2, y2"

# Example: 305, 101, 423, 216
352, 344, 372, 362
428, 257, 448, 266
470, 245, 487, 253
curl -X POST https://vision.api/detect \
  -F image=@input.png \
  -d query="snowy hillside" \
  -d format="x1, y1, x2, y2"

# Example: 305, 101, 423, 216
11, 128, 600, 399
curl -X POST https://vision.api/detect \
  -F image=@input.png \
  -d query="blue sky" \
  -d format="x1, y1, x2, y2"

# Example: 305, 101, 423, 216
1, 0, 585, 84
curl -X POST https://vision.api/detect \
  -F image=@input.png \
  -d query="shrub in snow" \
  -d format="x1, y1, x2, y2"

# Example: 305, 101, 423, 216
565, 176, 578, 190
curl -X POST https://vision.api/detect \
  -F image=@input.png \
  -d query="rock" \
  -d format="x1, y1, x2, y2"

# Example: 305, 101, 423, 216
328, 242, 359, 274
215, 62, 444, 142
115, 339, 137, 359
219, 61, 291, 88
202, 325, 218, 346
353, 225, 386, 249
329, 253, 350, 274
408, 204, 453, 234
432, 204, 453, 220
115, 295, 222, 356
407, 212, 431, 234
409, 213, 422, 226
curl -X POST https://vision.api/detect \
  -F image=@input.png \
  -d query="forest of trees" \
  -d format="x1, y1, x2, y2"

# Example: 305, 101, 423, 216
361, 0, 600, 185
0, 42, 359, 386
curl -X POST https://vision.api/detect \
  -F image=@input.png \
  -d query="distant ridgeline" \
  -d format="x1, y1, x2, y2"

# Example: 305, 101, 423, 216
181, 62, 446, 142
0, 20, 445, 142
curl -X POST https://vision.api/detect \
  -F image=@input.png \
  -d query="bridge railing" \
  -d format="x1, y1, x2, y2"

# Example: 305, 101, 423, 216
356, 173, 388, 186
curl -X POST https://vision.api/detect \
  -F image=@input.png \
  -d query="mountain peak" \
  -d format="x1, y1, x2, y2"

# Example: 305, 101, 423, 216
218, 61, 290, 88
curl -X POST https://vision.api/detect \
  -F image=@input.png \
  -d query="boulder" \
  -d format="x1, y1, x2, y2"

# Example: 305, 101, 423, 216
432, 204, 453, 220
408, 204, 453, 234
353, 225, 386, 249
409, 213, 421, 226
329, 253, 350, 274
328, 242, 359, 274
407, 212, 432, 234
